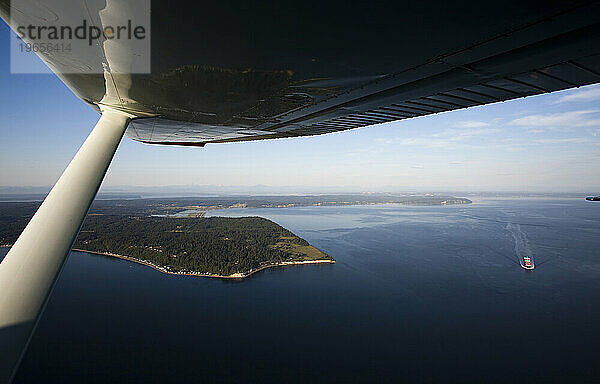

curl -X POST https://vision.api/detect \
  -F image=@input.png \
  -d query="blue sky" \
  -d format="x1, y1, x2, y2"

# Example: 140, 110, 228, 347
1, 21, 599, 193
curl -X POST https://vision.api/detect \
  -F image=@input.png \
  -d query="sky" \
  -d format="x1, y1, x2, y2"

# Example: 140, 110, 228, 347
0, 21, 599, 193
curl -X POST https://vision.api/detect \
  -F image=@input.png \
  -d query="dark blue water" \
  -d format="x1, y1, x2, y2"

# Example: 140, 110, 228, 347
4, 198, 600, 383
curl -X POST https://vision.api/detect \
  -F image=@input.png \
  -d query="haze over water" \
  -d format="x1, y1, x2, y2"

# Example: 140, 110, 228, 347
4, 197, 600, 383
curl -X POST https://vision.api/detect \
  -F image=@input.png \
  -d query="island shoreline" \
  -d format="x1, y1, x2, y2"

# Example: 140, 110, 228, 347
1, 245, 334, 279
75, 249, 335, 279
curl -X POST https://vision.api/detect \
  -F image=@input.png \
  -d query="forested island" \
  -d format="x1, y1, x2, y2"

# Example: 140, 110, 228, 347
75, 215, 333, 277
0, 202, 333, 278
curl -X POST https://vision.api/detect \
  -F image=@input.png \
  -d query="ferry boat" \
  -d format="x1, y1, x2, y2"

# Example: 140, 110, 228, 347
522, 256, 534, 270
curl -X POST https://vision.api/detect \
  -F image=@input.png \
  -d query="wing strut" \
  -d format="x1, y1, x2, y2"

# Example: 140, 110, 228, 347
0, 110, 131, 383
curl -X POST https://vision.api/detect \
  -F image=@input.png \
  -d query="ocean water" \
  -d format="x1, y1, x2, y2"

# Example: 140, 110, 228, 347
3, 198, 600, 383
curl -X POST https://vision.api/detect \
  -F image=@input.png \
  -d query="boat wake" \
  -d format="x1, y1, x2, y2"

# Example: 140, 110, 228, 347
506, 222, 535, 270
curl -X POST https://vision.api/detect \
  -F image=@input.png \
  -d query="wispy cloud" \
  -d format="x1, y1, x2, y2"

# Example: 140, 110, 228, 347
504, 146, 527, 152
456, 120, 490, 128
554, 86, 600, 103
381, 137, 456, 148
580, 118, 600, 127
532, 137, 591, 144
375, 126, 502, 150
509, 110, 600, 127
379, 134, 492, 150
430, 127, 501, 138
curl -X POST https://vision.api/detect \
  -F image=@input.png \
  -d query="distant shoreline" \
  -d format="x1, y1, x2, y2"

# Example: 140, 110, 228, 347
176, 200, 473, 218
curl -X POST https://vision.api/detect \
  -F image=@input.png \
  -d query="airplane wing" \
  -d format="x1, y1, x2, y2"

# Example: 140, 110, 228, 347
2, 1, 600, 146
1, 1, 600, 382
